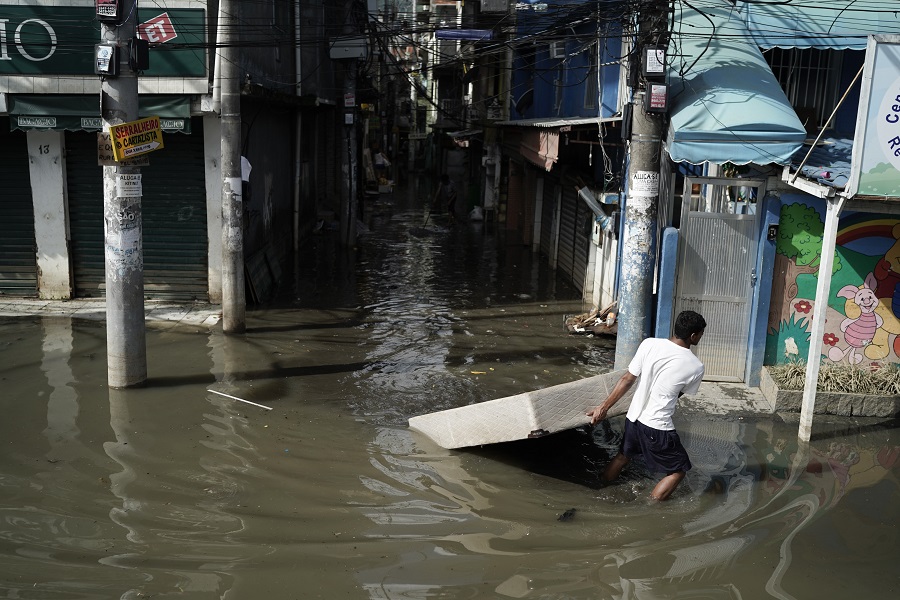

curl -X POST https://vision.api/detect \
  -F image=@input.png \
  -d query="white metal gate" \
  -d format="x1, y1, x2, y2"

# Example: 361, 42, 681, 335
674, 176, 765, 382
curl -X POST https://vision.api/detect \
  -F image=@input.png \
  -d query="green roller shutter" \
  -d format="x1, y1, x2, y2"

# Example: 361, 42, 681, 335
66, 119, 208, 301
0, 122, 37, 296
66, 132, 104, 297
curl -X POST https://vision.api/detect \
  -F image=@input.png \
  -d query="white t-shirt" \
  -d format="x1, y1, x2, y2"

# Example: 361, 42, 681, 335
625, 338, 704, 431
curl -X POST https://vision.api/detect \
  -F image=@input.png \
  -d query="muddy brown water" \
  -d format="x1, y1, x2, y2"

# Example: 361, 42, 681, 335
1, 181, 898, 599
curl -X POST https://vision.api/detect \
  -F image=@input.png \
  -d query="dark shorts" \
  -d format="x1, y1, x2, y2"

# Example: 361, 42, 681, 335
622, 419, 692, 474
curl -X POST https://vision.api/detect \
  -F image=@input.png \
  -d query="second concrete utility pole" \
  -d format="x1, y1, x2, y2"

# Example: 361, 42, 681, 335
219, 0, 246, 333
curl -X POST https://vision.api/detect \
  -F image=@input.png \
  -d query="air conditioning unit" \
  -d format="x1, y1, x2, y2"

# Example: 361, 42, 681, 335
550, 41, 566, 59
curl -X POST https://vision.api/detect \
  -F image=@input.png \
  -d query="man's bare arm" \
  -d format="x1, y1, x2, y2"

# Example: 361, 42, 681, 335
586, 371, 637, 426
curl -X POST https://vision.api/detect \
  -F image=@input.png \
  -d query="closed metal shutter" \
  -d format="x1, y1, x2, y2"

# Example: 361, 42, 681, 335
0, 123, 38, 296
506, 159, 524, 234
557, 185, 577, 283
573, 190, 592, 293
66, 133, 104, 297
539, 178, 555, 258
67, 120, 208, 300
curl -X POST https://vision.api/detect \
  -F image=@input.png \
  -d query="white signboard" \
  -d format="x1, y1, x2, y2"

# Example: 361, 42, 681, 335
631, 171, 659, 197
848, 35, 900, 198
116, 173, 143, 198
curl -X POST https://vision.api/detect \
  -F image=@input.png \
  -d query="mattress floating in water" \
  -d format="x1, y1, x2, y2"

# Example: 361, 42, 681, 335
408, 369, 634, 449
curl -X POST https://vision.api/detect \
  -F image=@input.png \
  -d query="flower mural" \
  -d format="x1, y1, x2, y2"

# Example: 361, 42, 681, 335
794, 300, 812, 314
823, 333, 839, 346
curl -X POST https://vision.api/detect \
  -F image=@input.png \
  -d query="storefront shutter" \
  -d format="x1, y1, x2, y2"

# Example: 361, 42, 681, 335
0, 123, 37, 296
557, 185, 578, 284
573, 190, 592, 293
67, 120, 208, 300
540, 178, 555, 258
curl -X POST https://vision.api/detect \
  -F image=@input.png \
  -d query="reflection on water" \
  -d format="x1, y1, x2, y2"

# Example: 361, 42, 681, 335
0, 179, 898, 598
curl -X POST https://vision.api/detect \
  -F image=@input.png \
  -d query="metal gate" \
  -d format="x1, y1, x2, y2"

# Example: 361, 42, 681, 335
539, 178, 555, 258
0, 124, 37, 296
66, 124, 208, 300
674, 176, 765, 382
557, 185, 578, 287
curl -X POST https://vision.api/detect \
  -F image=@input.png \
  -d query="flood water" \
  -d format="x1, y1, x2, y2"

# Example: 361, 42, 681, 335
1, 178, 898, 599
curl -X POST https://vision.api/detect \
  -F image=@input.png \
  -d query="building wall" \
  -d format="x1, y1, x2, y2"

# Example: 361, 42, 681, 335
241, 99, 296, 261
766, 193, 900, 367
510, 16, 622, 121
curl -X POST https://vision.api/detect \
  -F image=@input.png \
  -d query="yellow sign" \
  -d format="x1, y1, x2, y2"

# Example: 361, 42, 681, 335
110, 116, 164, 161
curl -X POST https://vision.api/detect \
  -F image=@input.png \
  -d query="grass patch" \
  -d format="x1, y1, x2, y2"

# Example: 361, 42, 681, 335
768, 362, 900, 396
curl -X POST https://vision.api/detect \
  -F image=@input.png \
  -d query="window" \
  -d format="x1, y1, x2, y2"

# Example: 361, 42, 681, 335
765, 48, 844, 133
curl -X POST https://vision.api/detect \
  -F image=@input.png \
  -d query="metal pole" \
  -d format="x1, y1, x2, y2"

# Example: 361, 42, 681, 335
101, 0, 146, 388
340, 0, 358, 246
341, 60, 358, 246
798, 195, 845, 441
614, 1, 669, 369
220, 0, 246, 333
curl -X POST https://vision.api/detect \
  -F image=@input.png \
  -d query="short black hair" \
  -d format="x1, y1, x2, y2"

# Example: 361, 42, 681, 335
673, 310, 706, 340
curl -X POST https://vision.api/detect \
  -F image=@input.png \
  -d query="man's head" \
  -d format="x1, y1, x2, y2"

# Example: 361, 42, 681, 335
673, 311, 706, 345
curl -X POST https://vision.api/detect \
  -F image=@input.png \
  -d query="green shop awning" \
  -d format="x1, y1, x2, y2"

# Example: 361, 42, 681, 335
666, 1, 807, 165
8, 95, 192, 133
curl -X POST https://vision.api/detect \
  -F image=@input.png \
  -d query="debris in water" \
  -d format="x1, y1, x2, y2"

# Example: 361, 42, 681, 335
208, 389, 273, 411
565, 302, 617, 336
558, 508, 577, 522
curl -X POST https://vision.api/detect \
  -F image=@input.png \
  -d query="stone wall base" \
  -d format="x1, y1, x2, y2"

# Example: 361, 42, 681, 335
760, 367, 900, 418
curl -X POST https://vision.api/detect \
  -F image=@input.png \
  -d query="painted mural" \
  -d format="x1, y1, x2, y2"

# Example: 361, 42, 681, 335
766, 197, 900, 367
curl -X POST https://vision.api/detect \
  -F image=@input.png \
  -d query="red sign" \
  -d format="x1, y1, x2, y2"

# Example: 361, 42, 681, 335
138, 12, 177, 44
647, 83, 668, 113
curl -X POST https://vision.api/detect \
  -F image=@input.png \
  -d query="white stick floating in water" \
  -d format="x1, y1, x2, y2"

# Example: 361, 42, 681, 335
208, 389, 273, 411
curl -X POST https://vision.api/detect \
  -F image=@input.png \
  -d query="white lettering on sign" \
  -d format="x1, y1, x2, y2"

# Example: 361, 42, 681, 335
18, 116, 56, 128
138, 13, 177, 44
0, 19, 57, 62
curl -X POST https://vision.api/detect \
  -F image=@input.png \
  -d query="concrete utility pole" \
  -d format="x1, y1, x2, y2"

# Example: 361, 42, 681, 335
614, 0, 670, 370
100, 0, 146, 388
220, 0, 246, 333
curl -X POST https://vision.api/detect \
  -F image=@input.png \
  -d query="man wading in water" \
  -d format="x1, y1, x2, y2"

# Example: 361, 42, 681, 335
586, 311, 706, 501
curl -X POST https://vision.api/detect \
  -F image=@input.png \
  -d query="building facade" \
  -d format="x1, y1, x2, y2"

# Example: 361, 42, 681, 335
0, 0, 348, 303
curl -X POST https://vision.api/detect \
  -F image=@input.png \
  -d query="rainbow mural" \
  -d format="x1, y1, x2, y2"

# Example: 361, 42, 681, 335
766, 199, 900, 367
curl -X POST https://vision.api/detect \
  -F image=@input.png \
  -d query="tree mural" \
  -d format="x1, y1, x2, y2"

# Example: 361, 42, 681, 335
769, 203, 843, 330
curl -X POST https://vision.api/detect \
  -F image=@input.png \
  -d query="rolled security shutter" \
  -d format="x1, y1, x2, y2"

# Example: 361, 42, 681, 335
573, 189, 592, 293
0, 123, 37, 296
540, 178, 555, 259
557, 185, 577, 283
67, 119, 207, 300
141, 119, 207, 301
66, 132, 104, 297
